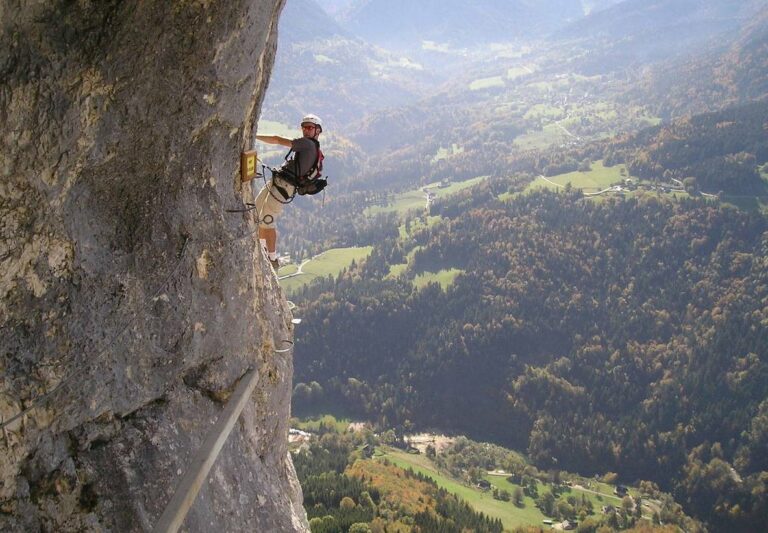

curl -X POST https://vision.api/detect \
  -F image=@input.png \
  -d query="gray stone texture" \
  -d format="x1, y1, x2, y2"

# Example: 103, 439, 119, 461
1, 0, 308, 531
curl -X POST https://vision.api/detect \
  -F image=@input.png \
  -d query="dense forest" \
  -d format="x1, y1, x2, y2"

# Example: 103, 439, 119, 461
291, 188, 768, 530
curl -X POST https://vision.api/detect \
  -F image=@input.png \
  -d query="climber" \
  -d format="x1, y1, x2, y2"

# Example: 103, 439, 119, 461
253, 114, 324, 270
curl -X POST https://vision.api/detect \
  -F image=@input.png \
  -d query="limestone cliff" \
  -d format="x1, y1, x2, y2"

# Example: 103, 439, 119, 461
0, 1, 308, 531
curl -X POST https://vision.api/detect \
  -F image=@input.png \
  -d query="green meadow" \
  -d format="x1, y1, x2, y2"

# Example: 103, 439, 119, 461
279, 246, 373, 293
380, 448, 549, 530
524, 160, 627, 193
378, 447, 649, 530
470, 76, 506, 91
413, 268, 463, 290
514, 123, 570, 150
366, 176, 487, 216
507, 66, 535, 80
432, 144, 465, 163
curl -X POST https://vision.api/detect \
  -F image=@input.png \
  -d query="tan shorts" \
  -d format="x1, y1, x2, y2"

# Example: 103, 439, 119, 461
253, 177, 295, 229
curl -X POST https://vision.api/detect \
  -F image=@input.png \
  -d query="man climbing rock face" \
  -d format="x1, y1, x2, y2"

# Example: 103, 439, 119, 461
253, 114, 323, 270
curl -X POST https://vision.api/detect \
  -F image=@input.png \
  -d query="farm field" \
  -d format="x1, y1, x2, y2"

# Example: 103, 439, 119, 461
378, 447, 651, 530
413, 268, 464, 290
523, 160, 627, 193
470, 76, 505, 91
255, 119, 296, 158
514, 122, 571, 150
366, 176, 487, 216
279, 246, 373, 293
379, 447, 548, 530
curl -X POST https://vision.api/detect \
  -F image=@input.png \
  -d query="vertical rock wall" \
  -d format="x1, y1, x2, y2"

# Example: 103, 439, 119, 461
1, 0, 308, 530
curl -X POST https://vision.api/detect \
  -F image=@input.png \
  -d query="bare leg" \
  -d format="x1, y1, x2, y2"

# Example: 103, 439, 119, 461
259, 227, 277, 254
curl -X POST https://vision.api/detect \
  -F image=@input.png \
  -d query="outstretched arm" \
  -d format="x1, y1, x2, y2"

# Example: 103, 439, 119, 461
254, 134, 293, 147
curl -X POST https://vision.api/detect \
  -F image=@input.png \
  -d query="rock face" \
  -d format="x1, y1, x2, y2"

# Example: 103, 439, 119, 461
1, 1, 308, 531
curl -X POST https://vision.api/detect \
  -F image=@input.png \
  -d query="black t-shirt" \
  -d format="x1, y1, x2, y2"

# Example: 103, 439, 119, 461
281, 137, 318, 178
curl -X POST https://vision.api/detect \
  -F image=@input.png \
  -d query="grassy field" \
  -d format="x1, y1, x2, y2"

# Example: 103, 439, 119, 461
366, 176, 488, 217
514, 123, 570, 150
279, 246, 373, 293
413, 268, 464, 290
523, 104, 566, 121
507, 66, 535, 80
430, 176, 487, 197
470, 76, 505, 91
385, 245, 424, 279
366, 190, 427, 216
378, 447, 649, 530
432, 144, 465, 163
398, 216, 443, 239
257, 119, 295, 137
380, 448, 549, 530
524, 160, 626, 193
255, 119, 297, 158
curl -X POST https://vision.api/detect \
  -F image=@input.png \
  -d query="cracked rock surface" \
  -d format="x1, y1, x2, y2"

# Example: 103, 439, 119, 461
1, 0, 308, 531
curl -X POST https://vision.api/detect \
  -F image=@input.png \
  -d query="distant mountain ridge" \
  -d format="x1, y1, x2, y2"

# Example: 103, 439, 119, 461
555, 0, 768, 71
263, 0, 438, 130
629, 3, 768, 118
336, 0, 586, 49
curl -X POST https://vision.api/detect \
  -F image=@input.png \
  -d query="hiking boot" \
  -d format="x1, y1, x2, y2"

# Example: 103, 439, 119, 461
270, 258, 280, 270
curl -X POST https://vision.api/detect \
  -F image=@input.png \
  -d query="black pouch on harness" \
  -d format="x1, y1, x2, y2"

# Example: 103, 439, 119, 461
296, 177, 327, 196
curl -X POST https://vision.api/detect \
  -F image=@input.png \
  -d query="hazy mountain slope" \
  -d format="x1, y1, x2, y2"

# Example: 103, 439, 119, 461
581, 0, 624, 15
556, 0, 768, 72
630, 6, 768, 118
280, 0, 350, 40
262, 0, 436, 130
339, 0, 585, 49
313, 0, 356, 16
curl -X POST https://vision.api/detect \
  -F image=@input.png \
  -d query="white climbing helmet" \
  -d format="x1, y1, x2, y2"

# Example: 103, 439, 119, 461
301, 113, 323, 132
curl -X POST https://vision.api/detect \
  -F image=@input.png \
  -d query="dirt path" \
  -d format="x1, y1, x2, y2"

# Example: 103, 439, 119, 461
277, 252, 324, 280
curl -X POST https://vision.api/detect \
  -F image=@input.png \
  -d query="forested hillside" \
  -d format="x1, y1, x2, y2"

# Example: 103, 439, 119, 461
291, 190, 768, 530
604, 100, 768, 194
630, 6, 768, 119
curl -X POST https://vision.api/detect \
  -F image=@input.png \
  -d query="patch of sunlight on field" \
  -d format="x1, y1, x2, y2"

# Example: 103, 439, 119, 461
524, 160, 627, 194
280, 264, 298, 276
386, 263, 408, 279
524, 104, 565, 121
428, 176, 486, 198
514, 124, 569, 150
314, 54, 337, 64
470, 76, 505, 91
399, 215, 443, 238
507, 65, 535, 79
367, 177, 487, 217
432, 144, 464, 163
413, 268, 463, 290
366, 190, 426, 216
257, 119, 295, 137
280, 246, 373, 293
